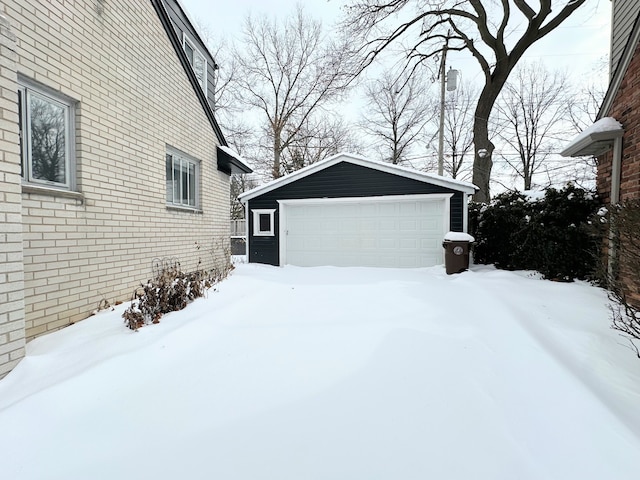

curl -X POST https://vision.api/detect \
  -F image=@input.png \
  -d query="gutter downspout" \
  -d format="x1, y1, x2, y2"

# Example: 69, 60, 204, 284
608, 136, 623, 279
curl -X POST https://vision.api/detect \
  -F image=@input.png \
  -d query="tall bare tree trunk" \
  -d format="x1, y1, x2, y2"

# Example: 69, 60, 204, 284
273, 133, 282, 179
472, 68, 509, 203
472, 113, 494, 203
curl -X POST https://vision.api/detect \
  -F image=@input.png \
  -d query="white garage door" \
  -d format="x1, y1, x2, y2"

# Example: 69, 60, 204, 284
280, 194, 450, 268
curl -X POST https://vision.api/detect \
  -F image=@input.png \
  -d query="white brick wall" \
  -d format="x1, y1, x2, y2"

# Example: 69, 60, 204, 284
0, 11, 25, 379
2, 0, 231, 341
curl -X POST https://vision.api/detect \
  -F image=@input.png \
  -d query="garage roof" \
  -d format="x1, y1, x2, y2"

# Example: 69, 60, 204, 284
239, 153, 478, 202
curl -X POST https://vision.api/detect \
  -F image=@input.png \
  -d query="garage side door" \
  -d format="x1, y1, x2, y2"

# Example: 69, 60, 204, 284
282, 197, 447, 268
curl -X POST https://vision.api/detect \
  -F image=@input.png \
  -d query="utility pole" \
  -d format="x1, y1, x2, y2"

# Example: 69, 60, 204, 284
437, 38, 449, 176
437, 35, 458, 177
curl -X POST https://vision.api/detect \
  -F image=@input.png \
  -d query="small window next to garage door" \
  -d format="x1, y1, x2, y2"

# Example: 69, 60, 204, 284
252, 209, 275, 236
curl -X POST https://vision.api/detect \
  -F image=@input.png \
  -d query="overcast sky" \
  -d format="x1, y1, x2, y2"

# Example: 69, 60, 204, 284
178, 0, 612, 186
179, 0, 612, 80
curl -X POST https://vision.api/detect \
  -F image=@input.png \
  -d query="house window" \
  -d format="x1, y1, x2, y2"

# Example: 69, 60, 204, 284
18, 83, 74, 189
182, 33, 207, 95
166, 149, 199, 209
252, 209, 275, 236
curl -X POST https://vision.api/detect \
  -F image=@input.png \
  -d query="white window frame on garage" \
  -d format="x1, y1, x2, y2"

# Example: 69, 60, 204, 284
252, 209, 276, 236
277, 193, 453, 267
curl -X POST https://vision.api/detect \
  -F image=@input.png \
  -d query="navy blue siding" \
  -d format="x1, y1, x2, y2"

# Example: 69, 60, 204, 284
163, 0, 217, 110
247, 162, 465, 266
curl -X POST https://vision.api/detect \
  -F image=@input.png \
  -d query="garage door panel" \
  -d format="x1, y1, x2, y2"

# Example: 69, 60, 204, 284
421, 218, 441, 229
378, 203, 398, 216
283, 197, 447, 268
399, 219, 418, 231
400, 237, 420, 249
379, 218, 398, 231
422, 237, 441, 249
361, 237, 376, 249
360, 204, 377, 216
399, 202, 419, 215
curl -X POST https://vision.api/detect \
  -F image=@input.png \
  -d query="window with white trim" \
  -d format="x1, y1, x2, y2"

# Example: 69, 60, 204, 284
166, 149, 200, 209
252, 209, 275, 236
18, 82, 74, 189
182, 33, 207, 95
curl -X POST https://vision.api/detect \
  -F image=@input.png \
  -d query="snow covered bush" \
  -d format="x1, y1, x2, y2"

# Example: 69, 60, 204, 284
469, 185, 602, 281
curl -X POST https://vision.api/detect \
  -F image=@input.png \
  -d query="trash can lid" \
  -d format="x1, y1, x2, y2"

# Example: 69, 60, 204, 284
443, 231, 475, 242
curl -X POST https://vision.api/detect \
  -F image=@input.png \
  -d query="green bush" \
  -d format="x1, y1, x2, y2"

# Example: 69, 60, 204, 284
469, 185, 603, 281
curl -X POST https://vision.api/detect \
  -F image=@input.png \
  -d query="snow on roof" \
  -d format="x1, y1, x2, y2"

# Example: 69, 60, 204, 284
217, 145, 253, 174
174, 0, 217, 62
560, 117, 623, 157
239, 152, 478, 202
578, 117, 623, 137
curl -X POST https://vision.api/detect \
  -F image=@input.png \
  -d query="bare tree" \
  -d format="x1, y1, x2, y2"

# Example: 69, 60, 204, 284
493, 61, 570, 190
360, 69, 436, 164
192, 21, 236, 115
563, 57, 607, 187
567, 56, 608, 133
342, 0, 588, 201
230, 174, 260, 220
193, 22, 255, 155
281, 116, 364, 174
234, 6, 354, 179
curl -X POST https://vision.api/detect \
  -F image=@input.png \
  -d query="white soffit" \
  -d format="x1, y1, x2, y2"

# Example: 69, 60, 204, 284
560, 117, 624, 157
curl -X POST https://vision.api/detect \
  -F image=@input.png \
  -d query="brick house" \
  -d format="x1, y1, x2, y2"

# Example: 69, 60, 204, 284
561, 0, 640, 305
0, 0, 250, 378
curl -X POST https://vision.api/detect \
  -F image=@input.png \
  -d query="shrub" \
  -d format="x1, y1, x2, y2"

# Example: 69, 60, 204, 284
469, 185, 603, 281
607, 200, 640, 356
123, 245, 234, 331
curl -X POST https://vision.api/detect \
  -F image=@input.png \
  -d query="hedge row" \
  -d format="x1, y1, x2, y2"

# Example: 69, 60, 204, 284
468, 185, 604, 281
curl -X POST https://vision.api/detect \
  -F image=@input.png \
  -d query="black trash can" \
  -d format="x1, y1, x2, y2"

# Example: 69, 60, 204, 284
442, 232, 474, 275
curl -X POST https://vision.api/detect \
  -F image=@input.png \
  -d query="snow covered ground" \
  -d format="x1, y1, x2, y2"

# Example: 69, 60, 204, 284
1, 263, 640, 479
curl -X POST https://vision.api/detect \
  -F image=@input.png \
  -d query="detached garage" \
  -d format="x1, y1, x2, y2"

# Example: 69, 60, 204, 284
239, 153, 477, 268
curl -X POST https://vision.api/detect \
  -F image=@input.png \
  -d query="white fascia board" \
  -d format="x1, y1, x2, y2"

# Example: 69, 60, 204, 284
560, 117, 624, 157
239, 152, 477, 203
599, 14, 640, 119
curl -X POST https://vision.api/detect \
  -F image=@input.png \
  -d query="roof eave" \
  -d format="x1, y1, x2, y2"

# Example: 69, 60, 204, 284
598, 11, 640, 119
239, 153, 478, 203
560, 129, 624, 157
217, 146, 253, 175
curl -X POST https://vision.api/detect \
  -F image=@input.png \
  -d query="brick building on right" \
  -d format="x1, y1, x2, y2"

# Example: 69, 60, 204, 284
562, 1, 640, 306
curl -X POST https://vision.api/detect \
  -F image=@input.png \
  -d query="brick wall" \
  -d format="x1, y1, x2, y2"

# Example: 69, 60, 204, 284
598, 37, 640, 307
3, 1, 231, 341
0, 12, 25, 379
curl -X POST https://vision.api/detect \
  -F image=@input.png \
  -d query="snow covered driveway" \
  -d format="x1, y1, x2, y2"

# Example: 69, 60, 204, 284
1, 264, 640, 479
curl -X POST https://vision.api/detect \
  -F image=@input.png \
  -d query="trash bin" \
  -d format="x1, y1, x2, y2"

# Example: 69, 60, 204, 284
442, 232, 475, 275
